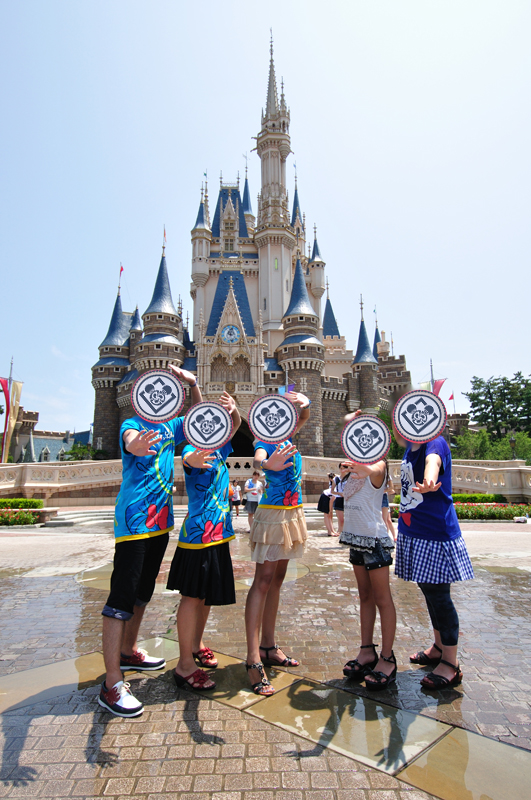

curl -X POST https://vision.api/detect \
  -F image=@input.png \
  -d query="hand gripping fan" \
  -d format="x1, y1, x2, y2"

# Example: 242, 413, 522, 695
131, 369, 185, 423
341, 415, 391, 464
183, 401, 233, 451
393, 390, 447, 444
248, 394, 299, 444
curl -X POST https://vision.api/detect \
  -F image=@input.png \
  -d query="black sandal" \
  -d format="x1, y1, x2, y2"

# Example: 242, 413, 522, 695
245, 662, 275, 696
421, 660, 463, 690
410, 643, 442, 665
260, 644, 299, 668
365, 651, 397, 692
343, 643, 378, 681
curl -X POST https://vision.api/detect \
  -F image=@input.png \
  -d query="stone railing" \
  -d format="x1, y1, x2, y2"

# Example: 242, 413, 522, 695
1, 456, 530, 506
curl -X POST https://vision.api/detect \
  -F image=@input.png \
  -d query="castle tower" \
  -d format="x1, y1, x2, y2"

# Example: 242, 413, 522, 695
255, 39, 297, 354
191, 188, 212, 332
373, 319, 382, 360
92, 291, 133, 457
135, 248, 185, 373
349, 300, 379, 414
242, 171, 255, 235
277, 258, 325, 455
308, 227, 326, 319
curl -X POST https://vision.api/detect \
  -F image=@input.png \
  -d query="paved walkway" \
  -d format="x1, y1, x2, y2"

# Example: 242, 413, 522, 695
1, 513, 531, 799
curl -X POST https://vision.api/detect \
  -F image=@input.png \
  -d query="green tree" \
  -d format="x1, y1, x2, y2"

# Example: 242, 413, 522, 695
66, 442, 92, 461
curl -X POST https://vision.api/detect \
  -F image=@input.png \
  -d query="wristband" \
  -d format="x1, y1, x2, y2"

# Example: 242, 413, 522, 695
301, 399, 311, 409
189, 380, 198, 388
260, 459, 268, 470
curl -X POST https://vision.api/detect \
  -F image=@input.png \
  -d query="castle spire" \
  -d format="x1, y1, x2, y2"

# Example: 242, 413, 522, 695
265, 31, 279, 120
310, 225, 324, 263
353, 306, 377, 365
242, 173, 253, 216
99, 291, 131, 347
284, 258, 315, 317
323, 296, 340, 339
144, 250, 178, 316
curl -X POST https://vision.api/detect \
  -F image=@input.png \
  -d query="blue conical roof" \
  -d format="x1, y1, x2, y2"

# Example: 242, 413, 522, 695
373, 325, 381, 360
284, 259, 315, 317
193, 199, 208, 230
99, 293, 132, 347
323, 298, 340, 338
353, 319, 378, 365
242, 176, 253, 216
291, 186, 302, 227
311, 236, 324, 263
144, 253, 178, 316
130, 307, 142, 331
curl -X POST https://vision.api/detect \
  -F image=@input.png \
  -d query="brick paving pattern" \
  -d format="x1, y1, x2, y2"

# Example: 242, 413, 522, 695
0, 675, 437, 799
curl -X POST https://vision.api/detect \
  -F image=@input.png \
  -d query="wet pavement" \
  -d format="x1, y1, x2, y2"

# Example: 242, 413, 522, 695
0, 512, 531, 799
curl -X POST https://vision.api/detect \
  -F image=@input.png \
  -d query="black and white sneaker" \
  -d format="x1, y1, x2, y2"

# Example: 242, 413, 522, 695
120, 648, 166, 671
98, 680, 143, 717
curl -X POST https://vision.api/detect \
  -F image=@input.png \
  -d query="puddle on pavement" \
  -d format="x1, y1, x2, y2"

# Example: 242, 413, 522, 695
75, 555, 310, 593
399, 725, 531, 800
244, 678, 450, 774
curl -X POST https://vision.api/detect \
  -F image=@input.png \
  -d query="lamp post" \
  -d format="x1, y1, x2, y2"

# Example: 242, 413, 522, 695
509, 435, 516, 460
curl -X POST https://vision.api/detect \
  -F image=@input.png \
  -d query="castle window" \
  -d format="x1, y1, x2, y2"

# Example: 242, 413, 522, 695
145, 316, 150, 321
275, 257, 278, 270
224, 238, 234, 251
299, 316, 304, 321
116, 347, 121, 352
299, 345, 306, 351
154, 344, 162, 350
263, 298, 267, 311
174, 346, 179, 352
170, 317, 175, 322
224, 221, 234, 230
157, 314, 163, 319
283, 347, 288, 353
114, 367, 121, 372
138, 345, 143, 351
98, 367, 104, 372
104, 347, 109, 352
286, 280, 288, 292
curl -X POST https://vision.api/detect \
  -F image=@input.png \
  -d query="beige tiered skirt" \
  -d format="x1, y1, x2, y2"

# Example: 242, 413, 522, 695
249, 506, 308, 563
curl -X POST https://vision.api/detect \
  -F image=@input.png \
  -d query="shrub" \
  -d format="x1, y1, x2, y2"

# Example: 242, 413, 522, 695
0, 508, 39, 526
393, 493, 507, 505
454, 503, 531, 520
0, 498, 44, 509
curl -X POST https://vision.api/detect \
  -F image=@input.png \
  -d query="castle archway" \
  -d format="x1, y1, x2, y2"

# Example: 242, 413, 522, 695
231, 417, 254, 457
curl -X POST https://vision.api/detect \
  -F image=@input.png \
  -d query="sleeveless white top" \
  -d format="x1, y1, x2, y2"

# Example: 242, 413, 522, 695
339, 474, 394, 551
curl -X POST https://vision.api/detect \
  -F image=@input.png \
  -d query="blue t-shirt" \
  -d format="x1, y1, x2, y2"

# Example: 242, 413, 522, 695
114, 416, 184, 543
178, 441, 235, 549
255, 439, 302, 509
398, 436, 461, 541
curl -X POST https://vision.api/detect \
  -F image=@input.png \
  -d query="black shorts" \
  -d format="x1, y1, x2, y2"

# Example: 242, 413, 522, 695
102, 533, 169, 620
167, 541, 236, 606
333, 497, 344, 511
231, 500, 241, 506
349, 540, 393, 571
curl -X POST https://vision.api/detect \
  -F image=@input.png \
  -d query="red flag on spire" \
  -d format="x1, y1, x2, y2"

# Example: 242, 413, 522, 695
119, 265, 124, 276
448, 392, 454, 401
164, 226, 167, 243
433, 378, 446, 397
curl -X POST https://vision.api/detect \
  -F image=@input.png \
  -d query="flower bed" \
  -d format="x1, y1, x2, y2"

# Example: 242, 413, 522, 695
0, 508, 40, 526
454, 503, 531, 520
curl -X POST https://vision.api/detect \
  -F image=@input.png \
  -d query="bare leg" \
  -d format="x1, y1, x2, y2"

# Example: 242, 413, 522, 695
245, 561, 277, 692
121, 604, 146, 656
352, 566, 378, 662
324, 512, 336, 536
174, 595, 214, 688
248, 512, 254, 530
192, 601, 210, 651
102, 616, 125, 689
364, 567, 396, 681
382, 507, 396, 540
335, 509, 344, 536
260, 560, 289, 651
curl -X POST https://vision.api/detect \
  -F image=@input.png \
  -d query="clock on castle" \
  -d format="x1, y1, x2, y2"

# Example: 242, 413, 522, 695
91, 41, 411, 460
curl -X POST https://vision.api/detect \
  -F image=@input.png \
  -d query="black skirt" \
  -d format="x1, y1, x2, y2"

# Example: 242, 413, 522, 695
166, 540, 236, 606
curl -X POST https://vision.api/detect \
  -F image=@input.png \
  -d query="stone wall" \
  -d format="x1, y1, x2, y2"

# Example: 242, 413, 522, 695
92, 385, 121, 459
321, 376, 348, 459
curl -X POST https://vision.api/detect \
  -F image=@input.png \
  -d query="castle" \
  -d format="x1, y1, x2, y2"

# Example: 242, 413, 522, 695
92, 44, 412, 460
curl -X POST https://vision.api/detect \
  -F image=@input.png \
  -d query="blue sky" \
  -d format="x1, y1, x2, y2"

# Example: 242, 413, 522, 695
1, 0, 529, 430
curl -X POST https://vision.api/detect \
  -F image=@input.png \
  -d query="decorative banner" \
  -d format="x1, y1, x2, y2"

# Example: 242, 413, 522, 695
3, 381, 23, 463
183, 402, 233, 451
131, 370, 185, 423
341, 415, 391, 464
393, 390, 447, 444
248, 394, 298, 444
0, 377, 10, 463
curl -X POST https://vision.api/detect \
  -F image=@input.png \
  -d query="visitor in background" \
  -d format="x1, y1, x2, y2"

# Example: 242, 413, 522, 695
317, 472, 338, 536
332, 463, 349, 536
381, 466, 396, 541
244, 471, 264, 530
231, 479, 242, 516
